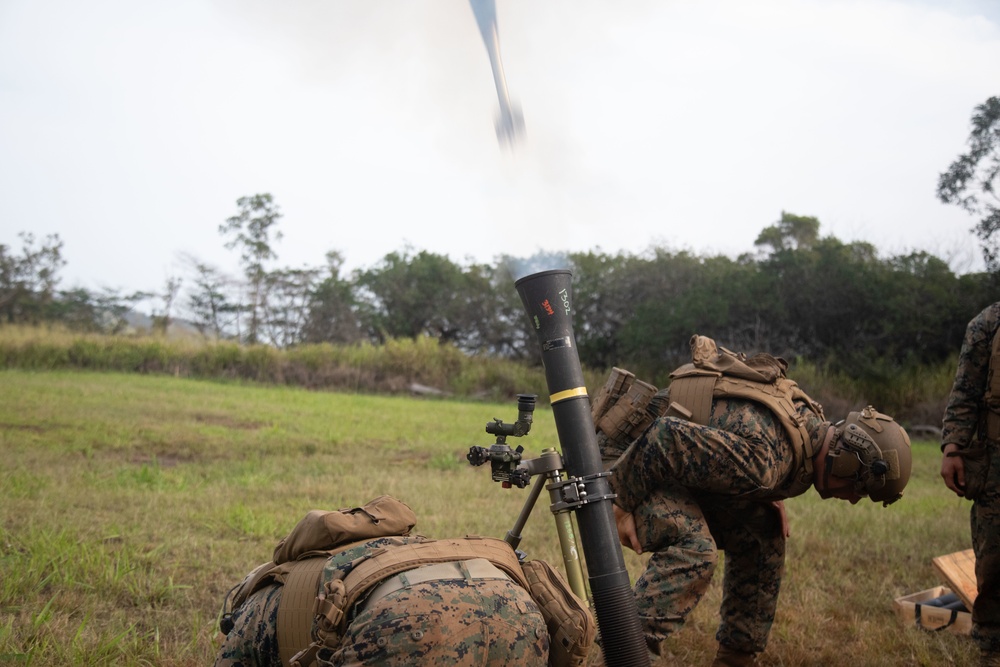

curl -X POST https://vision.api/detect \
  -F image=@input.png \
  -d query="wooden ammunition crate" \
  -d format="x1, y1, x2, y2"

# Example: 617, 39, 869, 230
893, 585, 972, 636
933, 548, 977, 611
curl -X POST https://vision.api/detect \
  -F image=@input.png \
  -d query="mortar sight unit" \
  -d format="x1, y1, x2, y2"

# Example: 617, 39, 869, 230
467, 393, 536, 488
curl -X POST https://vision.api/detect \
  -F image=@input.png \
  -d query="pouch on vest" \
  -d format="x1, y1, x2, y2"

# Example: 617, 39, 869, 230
223, 496, 417, 628
522, 559, 596, 667
273, 495, 417, 564
687, 334, 787, 382
591, 367, 665, 456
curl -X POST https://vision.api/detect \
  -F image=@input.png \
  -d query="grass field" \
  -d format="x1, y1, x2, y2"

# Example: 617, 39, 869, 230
0, 370, 980, 666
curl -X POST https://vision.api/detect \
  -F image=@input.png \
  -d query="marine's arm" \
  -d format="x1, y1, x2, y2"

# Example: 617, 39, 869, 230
608, 418, 698, 513
941, 304, 1000, 495
942, 306, 998, 449
613, 503, 642, 554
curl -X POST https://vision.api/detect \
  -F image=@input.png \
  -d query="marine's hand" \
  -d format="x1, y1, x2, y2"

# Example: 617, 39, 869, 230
613, 504, 642, 554
941, 443, 966, 497
771, 500, 790, 538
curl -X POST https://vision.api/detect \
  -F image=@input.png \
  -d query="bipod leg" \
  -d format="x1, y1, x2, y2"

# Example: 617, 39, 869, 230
548, 476, 589, 601
505, 472, 546, 551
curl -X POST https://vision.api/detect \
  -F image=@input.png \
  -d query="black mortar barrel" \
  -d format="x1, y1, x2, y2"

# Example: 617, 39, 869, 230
515, 269, 650, 667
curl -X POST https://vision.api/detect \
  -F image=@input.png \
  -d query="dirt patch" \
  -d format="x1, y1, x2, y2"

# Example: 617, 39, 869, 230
193, 413, 266, 430
129, 453, 188, 467
0, 422, 47, 433
389, 449, 433, 464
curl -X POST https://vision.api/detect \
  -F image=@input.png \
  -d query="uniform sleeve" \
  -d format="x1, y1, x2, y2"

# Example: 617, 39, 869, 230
941, 303, 1000, 449
609, 411, 789, 512
609, 417, 704, 512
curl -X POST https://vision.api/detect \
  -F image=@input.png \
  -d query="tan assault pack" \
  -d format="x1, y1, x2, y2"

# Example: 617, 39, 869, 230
221, 495, 594, 667
593, 335, 825, 487
224, 495, 418, 615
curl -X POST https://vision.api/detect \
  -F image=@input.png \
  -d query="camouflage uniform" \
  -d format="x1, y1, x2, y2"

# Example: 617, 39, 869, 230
215, 536, 550, 667
604, 395, 826, 659
941, 302, 1000, 658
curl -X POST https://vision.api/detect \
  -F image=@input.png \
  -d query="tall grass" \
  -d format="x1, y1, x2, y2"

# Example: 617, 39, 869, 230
0, 326, 559, 403
0, 325, 955, 426
0, 370, 978, 666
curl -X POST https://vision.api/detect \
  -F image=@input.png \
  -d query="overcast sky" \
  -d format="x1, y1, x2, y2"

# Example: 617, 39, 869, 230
2, 0, 998, 296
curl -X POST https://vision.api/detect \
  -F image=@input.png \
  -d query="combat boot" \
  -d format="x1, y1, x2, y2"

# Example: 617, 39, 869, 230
711, 644, 757, 667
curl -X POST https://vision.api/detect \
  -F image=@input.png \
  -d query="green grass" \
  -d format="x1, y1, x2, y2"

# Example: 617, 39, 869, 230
0, 370, 978, 666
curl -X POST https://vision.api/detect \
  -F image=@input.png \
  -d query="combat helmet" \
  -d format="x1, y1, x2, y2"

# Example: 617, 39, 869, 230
825, 405, 912, 506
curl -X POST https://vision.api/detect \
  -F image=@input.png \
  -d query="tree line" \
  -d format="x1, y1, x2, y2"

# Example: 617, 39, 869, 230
3, 94, 997, 385
1, 206, 994, 386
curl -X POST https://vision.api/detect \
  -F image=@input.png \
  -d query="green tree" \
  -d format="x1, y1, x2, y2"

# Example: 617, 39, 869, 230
260, 266, 321, 348
754, 211, 821, 254
613, 251, 758, 381
0, 232, 65, 324
183, 257, 239, 340
50, 286, 140, 334
483, 255, 540, 359
566, 250, 632, 370
150, 276, 182, 336
219, 194, 283, 344
938, 96, 1000, 272
301, 251, 363, 345
355, 249, 506, 352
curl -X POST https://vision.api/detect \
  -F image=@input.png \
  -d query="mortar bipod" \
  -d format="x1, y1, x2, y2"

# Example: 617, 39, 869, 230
465, 394, 589, 601
500, 448, 589, 602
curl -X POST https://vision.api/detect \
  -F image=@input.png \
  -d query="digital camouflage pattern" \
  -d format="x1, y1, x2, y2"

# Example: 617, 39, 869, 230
942, 302, 1000, 449
605, 395, 824, 657
608, 397, 826, 512
973, 458, 1000, 655
942, 302, 1000, 655
324, 577, 548, 666
215, 536, 549, 667
632, 490, 785, 655
215, 583, 283, 666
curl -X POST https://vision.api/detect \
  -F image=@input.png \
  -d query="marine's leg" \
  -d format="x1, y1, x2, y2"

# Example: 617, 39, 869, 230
706, 500, 785, 663
973, 448, 1000, 664
632, 489, 718, 657
213, 585, 283, 667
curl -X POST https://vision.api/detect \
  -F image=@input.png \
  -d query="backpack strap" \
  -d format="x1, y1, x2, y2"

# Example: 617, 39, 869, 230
277, 557, 330, 667
266, 539, 384, 665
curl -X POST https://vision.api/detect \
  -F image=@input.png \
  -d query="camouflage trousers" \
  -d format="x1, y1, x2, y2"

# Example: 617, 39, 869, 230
215, 577, 549, 667
631, 488, 785, 657
972, 443, 1000, 654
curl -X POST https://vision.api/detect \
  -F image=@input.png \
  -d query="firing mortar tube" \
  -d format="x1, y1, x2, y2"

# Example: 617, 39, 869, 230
515, 269, 650, 667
